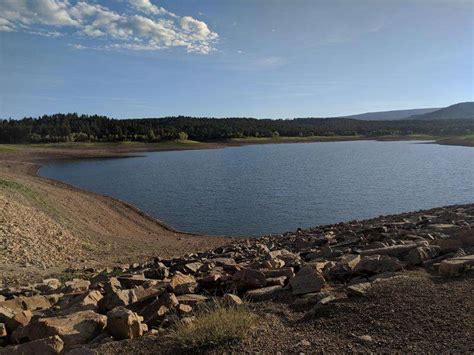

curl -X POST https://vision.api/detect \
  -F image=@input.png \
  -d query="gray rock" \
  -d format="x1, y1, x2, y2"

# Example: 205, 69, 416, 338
289, 265, 326, 295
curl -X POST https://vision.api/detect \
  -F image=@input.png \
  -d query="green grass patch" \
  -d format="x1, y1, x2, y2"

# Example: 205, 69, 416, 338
0, 145, 19, 152
231, 135, 362, 142
170, 300, 257, 350
22, 139, 204, 149
0, 178, 37, 199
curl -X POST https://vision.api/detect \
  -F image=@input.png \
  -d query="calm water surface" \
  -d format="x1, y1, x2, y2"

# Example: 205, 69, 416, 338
39, 141, 474, 236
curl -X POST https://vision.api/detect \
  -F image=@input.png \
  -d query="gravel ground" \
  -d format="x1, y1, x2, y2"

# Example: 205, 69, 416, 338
95, 269, 473, 354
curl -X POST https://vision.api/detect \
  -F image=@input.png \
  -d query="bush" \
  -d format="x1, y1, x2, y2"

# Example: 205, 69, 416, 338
178, 131, 189, 140
170, 301, 257, 350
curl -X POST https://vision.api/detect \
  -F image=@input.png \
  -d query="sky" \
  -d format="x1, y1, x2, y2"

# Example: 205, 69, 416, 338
0, 0, 473, 119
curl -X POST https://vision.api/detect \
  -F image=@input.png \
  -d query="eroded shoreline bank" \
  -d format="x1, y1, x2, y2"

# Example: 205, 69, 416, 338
1, 137, 473, 284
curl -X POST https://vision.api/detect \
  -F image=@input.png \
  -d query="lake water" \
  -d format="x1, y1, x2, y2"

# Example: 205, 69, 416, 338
39, 141, 474, 236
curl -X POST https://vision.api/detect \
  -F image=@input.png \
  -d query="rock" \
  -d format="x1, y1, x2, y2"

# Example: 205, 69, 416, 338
103, 278, 121, 293
210, 258, 236, 267
64, 279, 91, 293
106, 307, 146, 340
245, 286, 283, 301
289, 265, 326, 295
18, 295, 51, 311
117, 275, 149, 288
13, 310, 107, 346
325, 255, 361, 280
347, 282, 372, 297
233, 268, 266, 290
139, 293, 179, 325
184, 262, 203, 274
8, 310, 32, 332
262, 267, 295, 279
177, 304, 193, 315
36, 279, 61, 293
354, 255, 403, 275
405, 246, 441, 265
173, 282, 198, 296
0, 306, 16, 325
359, 241, 428, 256
0, 298, 24, 313
176, 294, 208, 307
0, 323, 6, 337
265, 276, 286, 286
1, 335, 64, 354
143, 267, 169, 280
169, 272, 196, 291
61, 291, 103, 314
438, 254, 474, 276
99, 289, 137, 312
357, 334, 374, 343
262, 258, 285, 269
222, 293, 243, 305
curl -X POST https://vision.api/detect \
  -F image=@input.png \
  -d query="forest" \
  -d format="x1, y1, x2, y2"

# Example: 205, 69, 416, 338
1, 113, 474, 144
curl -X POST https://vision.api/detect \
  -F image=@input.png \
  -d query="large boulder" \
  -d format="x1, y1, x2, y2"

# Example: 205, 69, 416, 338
13, 310, 107, 347
233, 269, 266, 290
106, 307, 146, 340
0, 335, 64, 355
139, 292, 179, 325
405, 246, 441, 265
165, 272, 198, 295
354, 255, 403, 275
289, 265, 326, 295
438, 254, 474, 276
61, 291, 103, 314
99, 289, 137, 312
0, 307, 32, 332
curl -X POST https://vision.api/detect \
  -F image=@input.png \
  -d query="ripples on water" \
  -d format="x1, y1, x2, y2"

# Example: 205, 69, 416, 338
40, 141, 474, 236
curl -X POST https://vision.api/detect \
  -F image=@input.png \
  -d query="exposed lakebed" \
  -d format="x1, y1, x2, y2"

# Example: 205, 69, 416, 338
39, 141, 474, 236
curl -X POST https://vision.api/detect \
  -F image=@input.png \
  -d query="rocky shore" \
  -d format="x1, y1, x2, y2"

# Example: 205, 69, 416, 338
1, 204, 472, 353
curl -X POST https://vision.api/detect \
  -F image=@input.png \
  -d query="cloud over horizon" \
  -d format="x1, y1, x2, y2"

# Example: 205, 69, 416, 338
0, 0, 219, 54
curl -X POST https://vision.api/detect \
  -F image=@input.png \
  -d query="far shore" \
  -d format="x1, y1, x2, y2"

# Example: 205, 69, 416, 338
1, 134, 473, 284
1, 134, 473, 165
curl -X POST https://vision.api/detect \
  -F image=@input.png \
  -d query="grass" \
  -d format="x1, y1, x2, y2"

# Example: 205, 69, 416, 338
0, 145, 19, 152
22, 139, 203, 149
170, 300, 257, 350
0, 178, 37, 199
228, 135, 362, 143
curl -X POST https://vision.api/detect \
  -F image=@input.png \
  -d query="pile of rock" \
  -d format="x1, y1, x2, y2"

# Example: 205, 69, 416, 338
0, 204, 473, 353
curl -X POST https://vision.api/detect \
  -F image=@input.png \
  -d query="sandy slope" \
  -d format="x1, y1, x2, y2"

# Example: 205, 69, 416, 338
0, 145, 230, 284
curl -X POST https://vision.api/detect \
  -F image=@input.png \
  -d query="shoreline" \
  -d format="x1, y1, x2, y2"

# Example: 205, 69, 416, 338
1, 136, 473, 283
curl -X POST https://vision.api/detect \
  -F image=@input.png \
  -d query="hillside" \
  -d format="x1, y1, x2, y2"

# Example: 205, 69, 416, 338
342, 108, 439, 120
410, 102, 474, 120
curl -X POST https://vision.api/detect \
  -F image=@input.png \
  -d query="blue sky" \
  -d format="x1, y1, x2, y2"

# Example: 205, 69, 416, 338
0, 0, 472, 119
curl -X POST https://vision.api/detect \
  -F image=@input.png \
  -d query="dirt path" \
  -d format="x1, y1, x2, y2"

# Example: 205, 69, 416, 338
0, 144, 231, 285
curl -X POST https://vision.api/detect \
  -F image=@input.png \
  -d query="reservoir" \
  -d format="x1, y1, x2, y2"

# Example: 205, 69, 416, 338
39, 140, 474, 236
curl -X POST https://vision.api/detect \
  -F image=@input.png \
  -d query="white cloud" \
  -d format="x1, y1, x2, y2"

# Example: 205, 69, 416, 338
0, 0, 219, 54
128, 0, 173, 17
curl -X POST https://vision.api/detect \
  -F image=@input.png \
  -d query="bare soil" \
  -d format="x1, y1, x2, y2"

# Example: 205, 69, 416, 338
0, 144, 231, 285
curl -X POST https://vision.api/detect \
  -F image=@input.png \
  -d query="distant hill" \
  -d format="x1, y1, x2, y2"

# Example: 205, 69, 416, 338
409, 102, 474, 120
342, 108, 439, 121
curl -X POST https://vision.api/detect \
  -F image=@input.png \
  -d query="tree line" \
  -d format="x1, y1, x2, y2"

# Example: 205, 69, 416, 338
1, 113, 473, 144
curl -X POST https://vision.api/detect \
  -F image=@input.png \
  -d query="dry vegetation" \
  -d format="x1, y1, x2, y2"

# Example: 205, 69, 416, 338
170, 301, 257, 350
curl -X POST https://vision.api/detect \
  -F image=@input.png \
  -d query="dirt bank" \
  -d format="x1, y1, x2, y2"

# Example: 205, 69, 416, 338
0, 144, 231, 285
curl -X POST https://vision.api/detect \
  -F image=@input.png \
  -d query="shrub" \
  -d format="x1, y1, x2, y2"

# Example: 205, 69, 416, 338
170, 300, 257, 350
